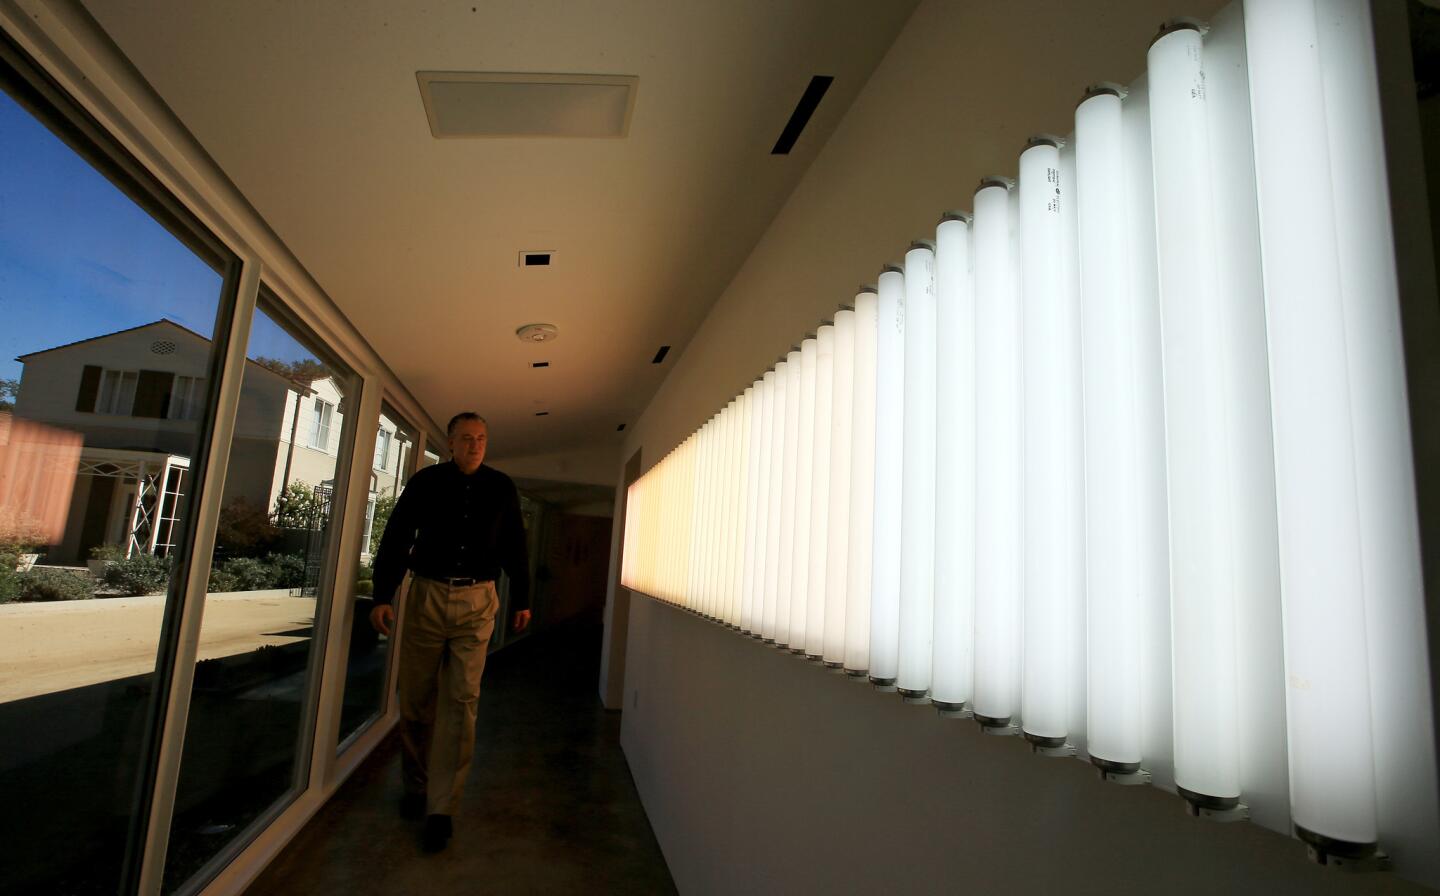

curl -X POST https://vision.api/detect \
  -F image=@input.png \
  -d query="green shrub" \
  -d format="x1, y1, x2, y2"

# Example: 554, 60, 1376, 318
19, 567, 95, 602
263, 552, 307, 589
214, 556, 274, 591
216, 497, 281, 557
369, 495, 397, 554
103, 553, 172, 596
207, 567, 239, 593
354, 578, 373, 596
88, 543, 125, 561
0, 552, 19, 603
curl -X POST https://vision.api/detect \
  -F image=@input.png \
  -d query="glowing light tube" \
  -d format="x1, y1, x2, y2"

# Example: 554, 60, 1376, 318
972, 178, 1022, 729
730, 396, 748, 627
1244, 0, 1390, 854
710, 411, 726, 616
684, 427, 701, 608
931, 212, 976, 712
1076, 86, 1161, 772
692, 416, 711, 613
824, 308, 856, 666
806, 324, 835, 658
869, 265, 905, 687
718, 401, 736, 622
763, 364, 786, 640
845, 288, 879, 674
702, 416, 717, 613
791, 337, 818, 650
713, 409, 725, 617
735, 388, 757, 627
897, 241, 937, 699
716, 405, 733, 619
1148, 21, 1243, 809
1019, 136, 1084, 748
1059, 138, 1088, 748
741, 380, 763, 633
777, 348, 803, 647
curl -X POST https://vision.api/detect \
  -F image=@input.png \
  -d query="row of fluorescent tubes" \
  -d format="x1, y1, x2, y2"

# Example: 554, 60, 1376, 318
621, 0, 1435, 875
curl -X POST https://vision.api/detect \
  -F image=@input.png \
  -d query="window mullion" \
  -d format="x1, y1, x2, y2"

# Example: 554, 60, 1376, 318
132, 258, 260, 896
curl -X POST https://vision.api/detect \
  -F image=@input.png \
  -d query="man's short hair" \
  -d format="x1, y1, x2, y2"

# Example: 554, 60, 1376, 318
447, 412, 488, 435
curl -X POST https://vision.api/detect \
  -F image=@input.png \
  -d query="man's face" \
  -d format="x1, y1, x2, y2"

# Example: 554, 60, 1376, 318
448, 418, 488, 474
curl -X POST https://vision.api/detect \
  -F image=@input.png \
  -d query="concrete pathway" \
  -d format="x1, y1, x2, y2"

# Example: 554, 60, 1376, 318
248, 622, 676, 895
0, 590, 316, 702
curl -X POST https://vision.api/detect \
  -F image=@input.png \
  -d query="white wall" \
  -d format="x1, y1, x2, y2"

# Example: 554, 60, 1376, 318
625, 599, 1436, 896
611, 0, 1440, 892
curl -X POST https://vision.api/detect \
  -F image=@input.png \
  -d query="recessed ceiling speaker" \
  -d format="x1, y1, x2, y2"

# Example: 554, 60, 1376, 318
516, 323, 559, 343
417, 72, 639, 139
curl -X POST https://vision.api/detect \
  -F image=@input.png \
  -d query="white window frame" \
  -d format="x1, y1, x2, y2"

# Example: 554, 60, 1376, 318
373, 427, 391, 471
167, 374, 205, 421
310, 398, 334, 451
96, 368, 138, 415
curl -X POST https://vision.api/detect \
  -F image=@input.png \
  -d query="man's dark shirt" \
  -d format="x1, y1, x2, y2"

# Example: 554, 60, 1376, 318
372, 461, 530, 610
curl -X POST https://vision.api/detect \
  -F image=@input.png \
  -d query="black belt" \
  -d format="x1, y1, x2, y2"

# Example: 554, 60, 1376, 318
417, 574, 491, 588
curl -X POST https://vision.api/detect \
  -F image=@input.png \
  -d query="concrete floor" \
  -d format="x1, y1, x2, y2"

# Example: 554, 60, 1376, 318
247, 622, 676, 895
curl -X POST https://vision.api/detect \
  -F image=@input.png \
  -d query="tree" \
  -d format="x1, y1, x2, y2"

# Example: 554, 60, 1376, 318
272, 481, 325, 530
369, 494, 398, 555
0, 378, 18, 413
252, 356, 330, 385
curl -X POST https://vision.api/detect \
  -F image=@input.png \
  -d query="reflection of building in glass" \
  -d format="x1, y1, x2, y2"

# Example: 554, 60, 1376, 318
11, 319, 403, 564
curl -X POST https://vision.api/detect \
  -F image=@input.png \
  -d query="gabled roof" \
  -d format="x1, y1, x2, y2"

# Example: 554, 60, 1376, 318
14, 318, 210, 361
15, 318, 314, 390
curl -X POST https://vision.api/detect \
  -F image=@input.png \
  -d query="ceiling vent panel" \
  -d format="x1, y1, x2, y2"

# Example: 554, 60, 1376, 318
418, 72, 638, 138
771, 75, 834, 155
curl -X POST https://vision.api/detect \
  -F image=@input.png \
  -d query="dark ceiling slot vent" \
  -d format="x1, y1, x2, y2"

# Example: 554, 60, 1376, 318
651, 345, 671, 364
531, 361, 550, 368
524, 253, 551, 266
771, 75, 834, 155
535, 410, 550, 416
617, 423, 626, 432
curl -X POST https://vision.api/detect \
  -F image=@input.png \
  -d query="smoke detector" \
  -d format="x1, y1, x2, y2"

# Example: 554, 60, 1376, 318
516, 323, 559, 343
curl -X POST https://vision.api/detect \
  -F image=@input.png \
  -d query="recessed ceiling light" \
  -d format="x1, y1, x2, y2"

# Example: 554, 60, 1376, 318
517, 323, 559, 343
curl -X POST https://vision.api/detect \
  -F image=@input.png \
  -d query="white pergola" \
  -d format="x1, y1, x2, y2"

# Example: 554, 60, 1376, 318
77, 447, 190, 558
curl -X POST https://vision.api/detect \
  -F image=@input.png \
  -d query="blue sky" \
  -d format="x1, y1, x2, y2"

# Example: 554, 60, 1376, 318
0, 89, 317, 383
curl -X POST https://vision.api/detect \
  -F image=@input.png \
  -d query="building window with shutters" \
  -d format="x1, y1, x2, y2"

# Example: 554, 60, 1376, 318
310, 398, 334, 451
95, 368, 138, 415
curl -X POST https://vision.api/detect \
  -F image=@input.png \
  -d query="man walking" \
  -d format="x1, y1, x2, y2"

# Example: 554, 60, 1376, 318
370, 411, 531, 851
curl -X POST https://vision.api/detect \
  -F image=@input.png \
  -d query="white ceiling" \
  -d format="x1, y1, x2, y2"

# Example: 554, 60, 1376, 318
80, 0, 918, 461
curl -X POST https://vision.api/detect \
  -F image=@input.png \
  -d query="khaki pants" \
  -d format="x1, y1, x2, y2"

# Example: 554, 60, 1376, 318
398, 576, 500, 816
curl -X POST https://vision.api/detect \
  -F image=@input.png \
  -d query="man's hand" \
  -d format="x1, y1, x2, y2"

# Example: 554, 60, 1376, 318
512, 609, 531, 633
370, 603, 395, 636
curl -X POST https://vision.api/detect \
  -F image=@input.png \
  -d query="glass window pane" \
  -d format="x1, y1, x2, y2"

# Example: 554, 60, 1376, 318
161, 295, 350, 892
0, 82, 230, 894
337, 402, 418, 747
